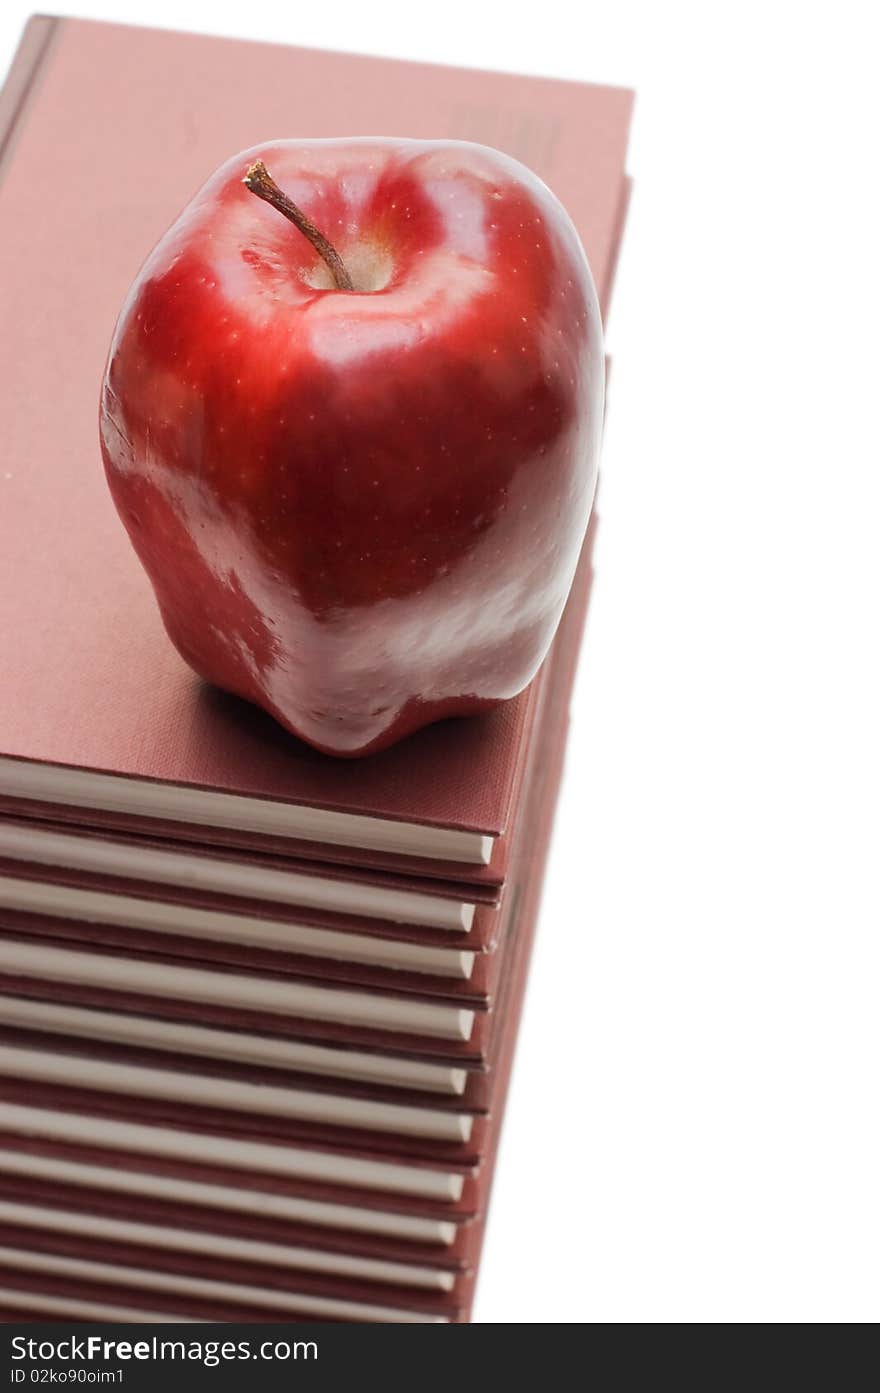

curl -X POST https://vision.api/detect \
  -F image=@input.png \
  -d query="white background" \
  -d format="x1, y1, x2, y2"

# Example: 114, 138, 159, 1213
2, 1, 878, 1323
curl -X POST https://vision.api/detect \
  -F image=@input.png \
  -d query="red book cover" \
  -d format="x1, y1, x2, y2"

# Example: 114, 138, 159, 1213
0, 613, 572, 1321
0, 612, 574, 1320
0, 16, 634, 1324
0, 17, 632, 877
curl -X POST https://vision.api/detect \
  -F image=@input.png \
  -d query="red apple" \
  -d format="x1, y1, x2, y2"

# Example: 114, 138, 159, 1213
100, 139, 603, 756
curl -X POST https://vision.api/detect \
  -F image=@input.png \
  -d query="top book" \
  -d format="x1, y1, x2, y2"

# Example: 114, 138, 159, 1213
0, 18, 632, 870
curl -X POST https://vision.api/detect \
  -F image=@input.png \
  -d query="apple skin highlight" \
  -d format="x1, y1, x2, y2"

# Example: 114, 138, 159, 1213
100, 138, 604, 756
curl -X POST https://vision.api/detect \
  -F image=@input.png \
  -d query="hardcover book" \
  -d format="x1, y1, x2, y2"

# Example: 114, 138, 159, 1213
0, 15, 632, 877
0, 15, 633, 1322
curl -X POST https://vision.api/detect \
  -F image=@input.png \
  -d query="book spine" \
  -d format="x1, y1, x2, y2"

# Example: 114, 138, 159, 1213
603, 174, 634, 321
0, 15, 60, 183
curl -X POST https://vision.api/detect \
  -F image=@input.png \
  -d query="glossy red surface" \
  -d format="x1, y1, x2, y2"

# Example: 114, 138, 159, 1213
100, 139, 604, 755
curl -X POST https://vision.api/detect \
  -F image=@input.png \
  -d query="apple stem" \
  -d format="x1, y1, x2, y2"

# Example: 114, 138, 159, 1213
243, 160, 355, 292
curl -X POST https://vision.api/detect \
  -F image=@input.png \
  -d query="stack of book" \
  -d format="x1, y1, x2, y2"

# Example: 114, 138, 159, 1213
0, 18, 632, 1322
